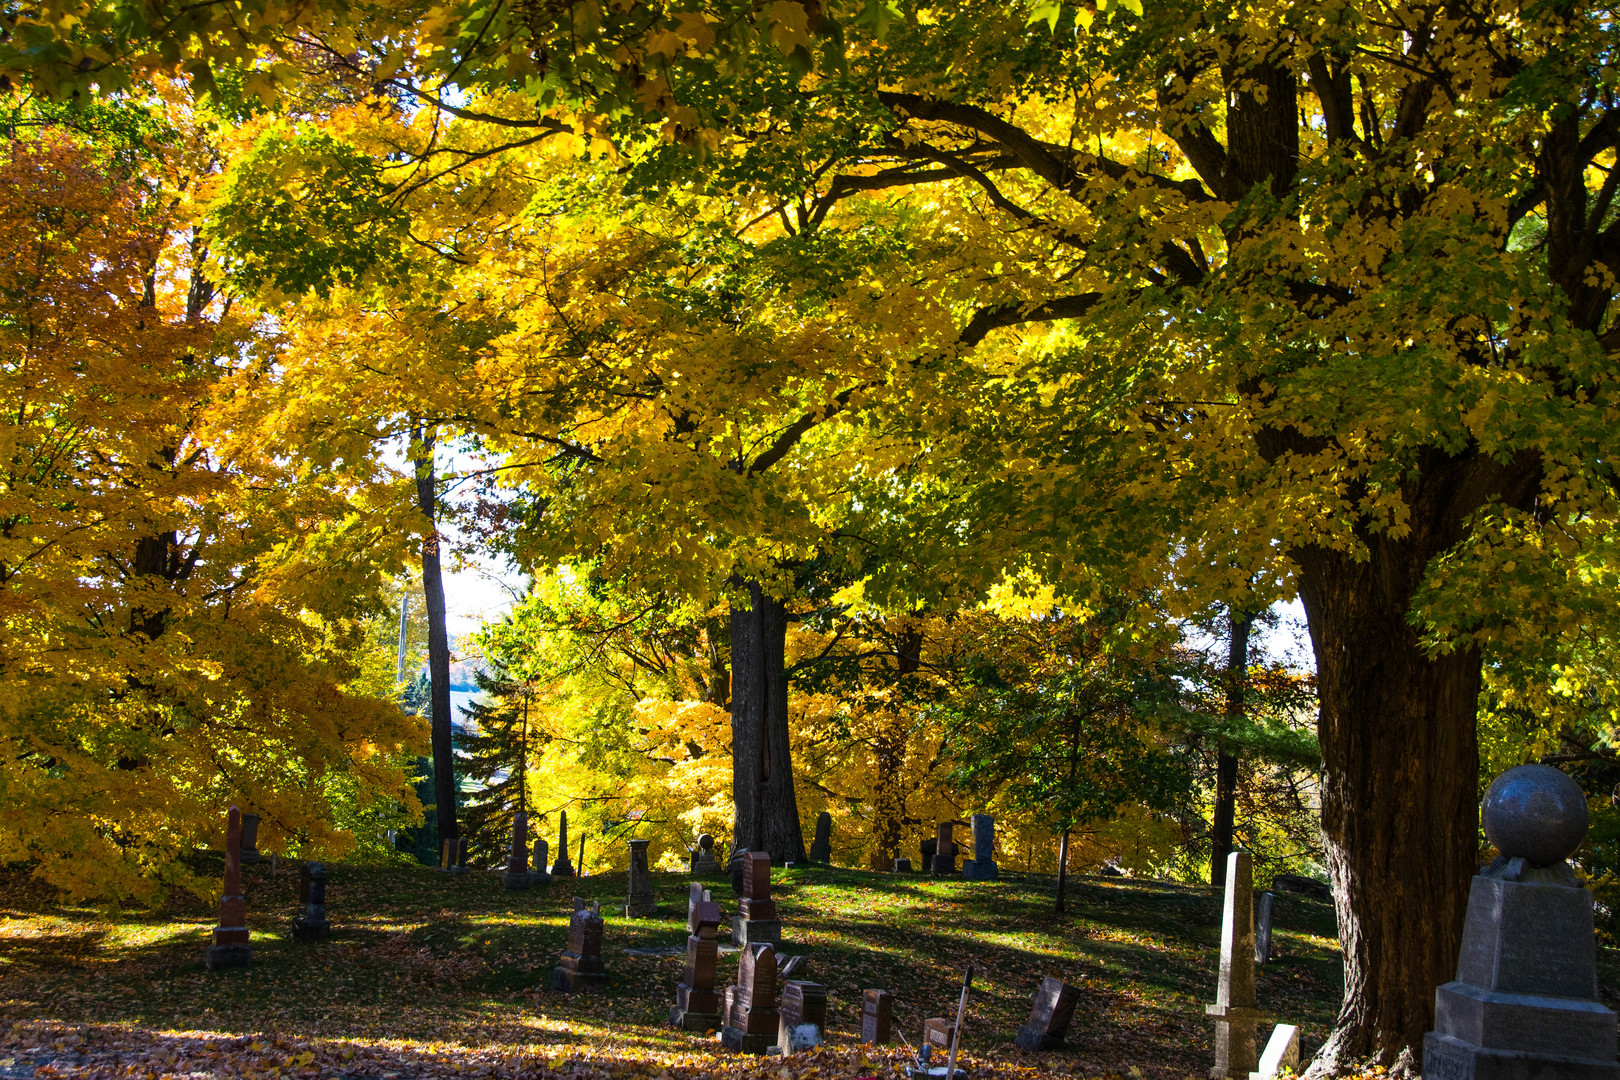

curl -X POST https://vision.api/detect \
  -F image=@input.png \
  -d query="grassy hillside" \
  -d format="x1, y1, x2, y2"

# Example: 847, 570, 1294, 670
2, 861, 1348, 1078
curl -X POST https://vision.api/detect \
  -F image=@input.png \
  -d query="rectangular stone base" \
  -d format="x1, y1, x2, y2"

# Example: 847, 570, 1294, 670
502, 871, 532, 890
733, 916, 781, 946
625, 898, 657, 917
931, 856, 956, 875
670, 1006, 722, 1031
1424, 1031, 1620, 1080
720, 1025, 775, 1054
1014, 1024, 1063, 1051
962, 860, 999, 881
205, 943, 252, 970
551, 967, 609, 992
291, 918, 330, 941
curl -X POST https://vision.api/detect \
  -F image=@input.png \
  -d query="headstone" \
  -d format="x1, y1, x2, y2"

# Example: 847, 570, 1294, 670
693, 833, 723, 874
777, 953, 809, 979
931, 822, 956, 875
291, 862, 330, 941
1254, 892, 1275, 964
577, 832, 587, 875
1423, 764, 1619, 1079
720, 942, 779, 1054
893, 857, 913, 873
671, 894, 723, 1030
861, 989, 894, 1045
729, 847, 749, 893
205, 806, 253, 970
921, 836, 937, 865
239, 813, 263, 864
1270, 873, 1329, 900
732, 851, 782, 946
777, 981, 828, 1055
1014, 976, 1079, 1050
550, 898, 607, 991
962, 814, 1000, 880
1206, 850, 1261, 1079
809, 812, 832, 864
439, 836, 468, 874
503, 811, 531, 890
1247, 1024, 1299, 1080
923, 1017, 956, 1053
531, 838, 551, 884
625, 838, 656, 916
551, 811, 576, 878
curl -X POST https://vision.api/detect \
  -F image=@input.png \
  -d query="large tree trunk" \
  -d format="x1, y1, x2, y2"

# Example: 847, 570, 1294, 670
1297, 548, 1481, 1075
1210, 611, 1252, 888
414, 423, 457, 845
729, 580, 804, 862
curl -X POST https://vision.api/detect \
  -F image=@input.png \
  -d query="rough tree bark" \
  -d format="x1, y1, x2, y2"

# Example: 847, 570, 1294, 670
1210, 611, 1252, 889
413, 422, 457, 847
1289, 451, 1541, 1074
729, 580, 805, 862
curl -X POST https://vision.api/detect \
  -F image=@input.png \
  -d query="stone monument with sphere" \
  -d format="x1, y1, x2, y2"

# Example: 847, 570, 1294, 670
1423, 763, 1619, 1080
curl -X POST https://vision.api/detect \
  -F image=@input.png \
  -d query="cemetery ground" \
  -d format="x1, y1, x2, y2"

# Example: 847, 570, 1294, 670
0, 863, 1587, 1080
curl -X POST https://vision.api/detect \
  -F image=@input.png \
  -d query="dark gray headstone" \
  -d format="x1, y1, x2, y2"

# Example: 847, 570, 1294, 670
809, 812, 832, 864
1423, 766, 1618, 1079
1255, 892, 1275, 964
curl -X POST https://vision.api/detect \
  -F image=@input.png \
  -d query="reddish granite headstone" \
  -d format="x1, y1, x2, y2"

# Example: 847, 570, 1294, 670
720, 942, 779, 1054
205, 806, 253, 971
861, 989, 894, 1045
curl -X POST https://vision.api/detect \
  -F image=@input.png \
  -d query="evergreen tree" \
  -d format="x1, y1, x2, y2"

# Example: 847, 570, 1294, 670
456, 664, 542, 871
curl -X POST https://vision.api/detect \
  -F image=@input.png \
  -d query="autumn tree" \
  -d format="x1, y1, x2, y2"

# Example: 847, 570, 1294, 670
25, 1, 1620, 1067
0, 107, 422, 899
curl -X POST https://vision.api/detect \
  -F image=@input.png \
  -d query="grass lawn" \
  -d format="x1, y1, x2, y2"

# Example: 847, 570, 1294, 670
0, 860, 1352, 1079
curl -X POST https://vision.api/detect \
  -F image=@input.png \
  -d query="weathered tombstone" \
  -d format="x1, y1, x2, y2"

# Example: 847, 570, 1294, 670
776, 953, 808, 979
1423, 764, 1619, 1079
923, 1017, 956, 1053
892, 857, 913, 873
239, 813, 263, 864
808, 813, 833, 865
502, 811, 531, 890
1014, 976, 1079, 1050
733, 851, 782, 946
729, 847, 750, 893
1254, 892, 1275, 964
205, 806, 253, 970
777, 981, 828, 1055
551, 811, 576, 878
531, 838, 551, 884
1206, 850, 1261, 1079
920, 836, 937, 866
439, 836, 468, 875
962, 814, 1000, 881
860, 989, 894, 1045
625, 838, 656, 916
692, 833, 723, 874
671, 894, 723, 1030
291, 862, 331, 941
550, 898, 607, 991
720, 942, 780, 1054
1249, 1024, 1299, 1080
931, 822, 956, 875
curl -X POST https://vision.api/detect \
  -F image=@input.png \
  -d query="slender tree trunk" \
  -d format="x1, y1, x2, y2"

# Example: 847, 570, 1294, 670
414, 423, 457, 845
729, 580, 805, 862
1210, 610, 1253, 888
1054, 828, 1070, 914
868, 623, 923, 870
1298, 547, 1482, 1075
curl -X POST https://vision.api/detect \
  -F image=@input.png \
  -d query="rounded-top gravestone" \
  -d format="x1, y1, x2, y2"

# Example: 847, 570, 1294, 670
1482, 763, 1588, 867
